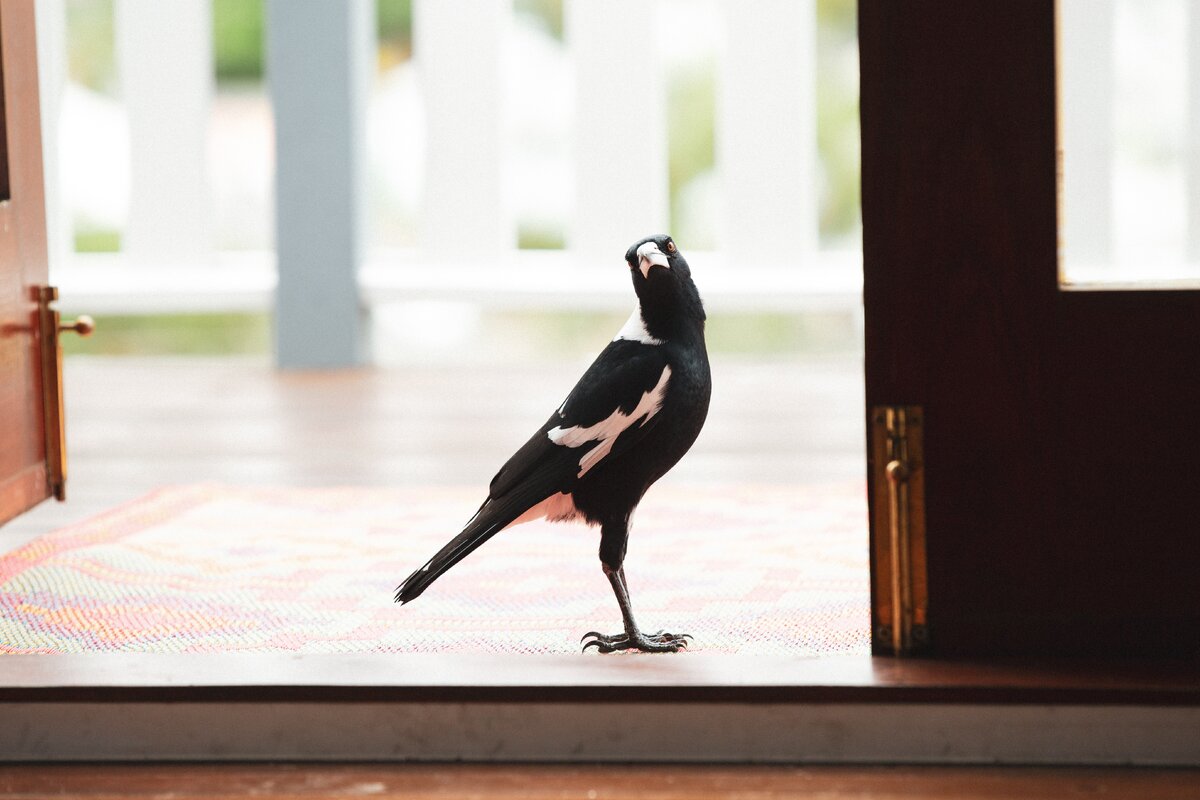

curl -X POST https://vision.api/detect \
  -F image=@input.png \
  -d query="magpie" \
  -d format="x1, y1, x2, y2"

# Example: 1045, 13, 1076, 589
395, 234, 711, 653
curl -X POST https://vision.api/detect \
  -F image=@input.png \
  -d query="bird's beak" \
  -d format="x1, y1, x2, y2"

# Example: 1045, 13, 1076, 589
636, 242, 670, 278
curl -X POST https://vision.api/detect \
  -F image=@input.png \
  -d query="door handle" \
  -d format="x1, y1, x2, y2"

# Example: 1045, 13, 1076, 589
59, 315, 96, 337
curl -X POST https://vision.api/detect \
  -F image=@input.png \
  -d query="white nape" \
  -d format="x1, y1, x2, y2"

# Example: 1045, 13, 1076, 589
613, 306, 663, 346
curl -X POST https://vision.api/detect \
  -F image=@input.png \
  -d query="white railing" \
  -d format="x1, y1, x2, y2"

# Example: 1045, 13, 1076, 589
36, 0, 858, 365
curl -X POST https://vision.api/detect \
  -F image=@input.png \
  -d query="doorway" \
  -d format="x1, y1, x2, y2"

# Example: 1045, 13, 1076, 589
2, 1, 871, 658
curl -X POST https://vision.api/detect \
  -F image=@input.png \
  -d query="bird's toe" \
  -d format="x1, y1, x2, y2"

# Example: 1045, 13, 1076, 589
582, 634, 629, 653
580, 629, 690, 653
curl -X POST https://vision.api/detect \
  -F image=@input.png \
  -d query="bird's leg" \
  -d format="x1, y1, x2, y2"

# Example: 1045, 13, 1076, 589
581, 564, 691, 653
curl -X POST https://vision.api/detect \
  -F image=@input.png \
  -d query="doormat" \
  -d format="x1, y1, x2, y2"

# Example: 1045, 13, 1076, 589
0, 484, 869, 655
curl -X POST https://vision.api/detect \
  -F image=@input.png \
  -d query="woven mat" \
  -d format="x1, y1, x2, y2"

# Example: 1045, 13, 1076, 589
0, 484, 869, 655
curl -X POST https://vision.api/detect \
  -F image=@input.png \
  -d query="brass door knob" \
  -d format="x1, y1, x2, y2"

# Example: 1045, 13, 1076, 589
59, 315, 95, 337
885, 458, 909, 484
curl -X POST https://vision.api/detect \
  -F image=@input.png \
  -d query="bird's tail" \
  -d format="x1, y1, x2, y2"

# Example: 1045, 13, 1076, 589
394, 489, 547, 604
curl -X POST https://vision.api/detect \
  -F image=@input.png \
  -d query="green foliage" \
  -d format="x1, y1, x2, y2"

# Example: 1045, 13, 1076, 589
213, 1, 413, 81
485, 310, 859, 358
662, 0, 861, 247
705, 310, 858, 355
66, 0, 116, 93
74, 229, 121, 253
817, 0, 857, 30
213, 0, 264, 82
378, 0, 412, 46
514, 0, 563, 41
815, 0, 861, 242
667, 59, 717, 247
377, 0, 413, 67
56, 310, 856, 359
517, 224, 566, 251
61, 313, 270, 356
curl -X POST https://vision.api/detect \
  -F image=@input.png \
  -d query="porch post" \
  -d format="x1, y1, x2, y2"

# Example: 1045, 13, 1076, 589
266, 0, 373, 368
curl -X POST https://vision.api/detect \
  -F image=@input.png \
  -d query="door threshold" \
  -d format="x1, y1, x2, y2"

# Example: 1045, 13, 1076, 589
1, 652, 1198, 704
2, 653, 1197, 764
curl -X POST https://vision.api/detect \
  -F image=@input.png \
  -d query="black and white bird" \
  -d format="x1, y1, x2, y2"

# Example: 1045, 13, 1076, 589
395, 234, 711, 653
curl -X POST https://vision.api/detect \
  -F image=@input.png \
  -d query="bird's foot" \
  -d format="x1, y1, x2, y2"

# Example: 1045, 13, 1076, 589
581, 629, 692, 654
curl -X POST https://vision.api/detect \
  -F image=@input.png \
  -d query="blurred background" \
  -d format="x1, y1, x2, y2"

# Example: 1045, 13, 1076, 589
1060, 0, 1200, 285
35, 0, 1200, 360
8, 0, 872, 548
16, 0, 1198, 538
40, 0, 863, 362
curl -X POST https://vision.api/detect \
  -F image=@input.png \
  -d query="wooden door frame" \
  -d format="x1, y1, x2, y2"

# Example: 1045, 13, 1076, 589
861, 0, 1200, 659
0, 0, 52, 526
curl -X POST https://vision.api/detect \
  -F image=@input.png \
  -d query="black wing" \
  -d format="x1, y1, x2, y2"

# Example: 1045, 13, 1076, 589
488, 339, 671, 499
396, 340, 671, 605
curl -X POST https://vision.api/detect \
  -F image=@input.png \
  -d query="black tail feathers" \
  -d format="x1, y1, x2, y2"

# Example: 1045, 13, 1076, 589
394, 490, 545, 604
394, 521, 490, 604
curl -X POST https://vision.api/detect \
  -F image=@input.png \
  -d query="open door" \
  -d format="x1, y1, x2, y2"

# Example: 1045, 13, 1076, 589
860, 1, 1200, 659
0, 0, 88, 527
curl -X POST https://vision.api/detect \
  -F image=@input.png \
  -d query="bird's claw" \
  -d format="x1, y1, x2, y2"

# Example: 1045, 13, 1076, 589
580, 629, 691, 645
580, 629, 692, 653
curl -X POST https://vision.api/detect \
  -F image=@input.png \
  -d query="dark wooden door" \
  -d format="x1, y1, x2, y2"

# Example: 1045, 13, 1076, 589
0, 0, 53, 526
860, 1, 1200, 659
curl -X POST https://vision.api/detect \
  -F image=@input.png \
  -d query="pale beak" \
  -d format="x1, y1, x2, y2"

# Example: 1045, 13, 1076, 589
636, 242, 670, 278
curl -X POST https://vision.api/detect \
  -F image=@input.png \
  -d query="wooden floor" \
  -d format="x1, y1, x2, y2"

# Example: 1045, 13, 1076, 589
2, 764, 1199, 799
2, 353, 866, 550
4, 357, 1198, 780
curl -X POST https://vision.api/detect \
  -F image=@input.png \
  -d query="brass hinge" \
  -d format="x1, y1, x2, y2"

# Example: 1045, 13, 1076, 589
871, 405, 929, 655
35, 286, 93, 502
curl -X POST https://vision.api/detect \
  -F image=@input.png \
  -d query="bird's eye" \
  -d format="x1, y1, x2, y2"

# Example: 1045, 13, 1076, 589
666, 241, 676, 254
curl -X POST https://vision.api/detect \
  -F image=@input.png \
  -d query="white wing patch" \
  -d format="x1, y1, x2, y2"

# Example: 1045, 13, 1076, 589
613, 305, 663, 345
547, 365, 672, 477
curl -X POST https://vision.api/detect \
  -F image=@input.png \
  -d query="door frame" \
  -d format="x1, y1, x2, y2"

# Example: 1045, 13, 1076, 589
0, 0, 53, 526
861, 0, 1200, 659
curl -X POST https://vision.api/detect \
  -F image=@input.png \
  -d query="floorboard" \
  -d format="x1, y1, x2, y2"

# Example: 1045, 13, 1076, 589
12, 358, 1191, 766
1, 354, 865, 551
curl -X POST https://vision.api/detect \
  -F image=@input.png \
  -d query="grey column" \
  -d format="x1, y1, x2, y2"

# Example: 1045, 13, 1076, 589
267, 0, 372, 368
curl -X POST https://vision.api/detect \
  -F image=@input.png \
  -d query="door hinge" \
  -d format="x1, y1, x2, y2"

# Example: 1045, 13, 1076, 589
871, 405, 929, 655
35, 286, 93, 501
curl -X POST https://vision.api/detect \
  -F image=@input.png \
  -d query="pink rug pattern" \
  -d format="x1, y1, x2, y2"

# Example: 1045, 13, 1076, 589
0, 483, 870, 655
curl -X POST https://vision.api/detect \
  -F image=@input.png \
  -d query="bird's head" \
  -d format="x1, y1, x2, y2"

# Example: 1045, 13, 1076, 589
625, 234, 705, 340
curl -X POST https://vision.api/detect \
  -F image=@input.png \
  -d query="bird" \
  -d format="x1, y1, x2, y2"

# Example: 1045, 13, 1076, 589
395, 234, 711, 653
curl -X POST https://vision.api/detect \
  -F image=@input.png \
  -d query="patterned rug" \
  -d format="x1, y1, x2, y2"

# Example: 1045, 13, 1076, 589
0, 484, 870, 655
